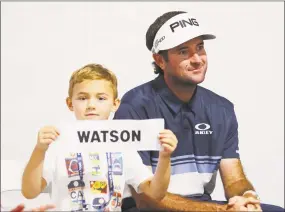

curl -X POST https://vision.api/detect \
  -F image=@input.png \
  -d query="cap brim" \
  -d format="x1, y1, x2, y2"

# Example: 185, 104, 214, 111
199, 34, 216, 40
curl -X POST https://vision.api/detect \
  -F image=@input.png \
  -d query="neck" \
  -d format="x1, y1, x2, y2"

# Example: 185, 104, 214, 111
164, 75, 196, 102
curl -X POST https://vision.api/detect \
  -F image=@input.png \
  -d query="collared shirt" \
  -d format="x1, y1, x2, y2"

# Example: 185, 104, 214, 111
114, 74, 240, 197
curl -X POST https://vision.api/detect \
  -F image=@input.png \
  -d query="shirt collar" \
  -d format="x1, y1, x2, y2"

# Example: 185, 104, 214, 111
153, 75, 200, 115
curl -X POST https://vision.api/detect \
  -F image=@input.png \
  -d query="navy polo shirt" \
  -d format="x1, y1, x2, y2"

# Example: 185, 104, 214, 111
114, 75, 240, 197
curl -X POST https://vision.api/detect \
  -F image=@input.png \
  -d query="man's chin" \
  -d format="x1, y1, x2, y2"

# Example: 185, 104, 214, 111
180, 76, 205, 86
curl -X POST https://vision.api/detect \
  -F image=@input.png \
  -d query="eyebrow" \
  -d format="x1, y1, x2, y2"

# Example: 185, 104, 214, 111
198, 41, 204, 46
177, 46, 188, 51
97, 93, 109, 96
76, 92, 109, 96
76, 92, 89, 95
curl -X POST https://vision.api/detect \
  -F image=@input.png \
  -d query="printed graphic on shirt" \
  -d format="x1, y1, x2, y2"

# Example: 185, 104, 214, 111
110, 192, 122, 209
112, 175, 123, 192
65, 153, 85, 177
91, 197, 107, 210
67, 180, 87, 211
89, 152, 101, 176
111, 153, 123, 175
90, 180, 108, 194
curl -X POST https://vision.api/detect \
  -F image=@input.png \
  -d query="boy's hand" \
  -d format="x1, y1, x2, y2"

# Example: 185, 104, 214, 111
36, 126, 60, 151
158, 129, 178, 157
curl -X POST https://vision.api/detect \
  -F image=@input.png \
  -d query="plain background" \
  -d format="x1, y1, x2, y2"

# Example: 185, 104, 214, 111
1, 2, 284, 208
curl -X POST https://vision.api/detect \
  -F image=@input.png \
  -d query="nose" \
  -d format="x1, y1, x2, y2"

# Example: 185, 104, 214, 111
190, 53, 202, 64
87, 98, 96, 110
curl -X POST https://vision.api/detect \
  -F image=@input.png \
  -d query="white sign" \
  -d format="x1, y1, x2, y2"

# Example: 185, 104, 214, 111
54, 119, 164, 152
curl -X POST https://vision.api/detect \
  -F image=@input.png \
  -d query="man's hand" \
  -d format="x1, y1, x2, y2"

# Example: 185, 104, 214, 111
227, 195, 262, 211
36, 126, 60, 151
10, 203, 56, 212
158, 129, 178, 157
243, 192, 262, 211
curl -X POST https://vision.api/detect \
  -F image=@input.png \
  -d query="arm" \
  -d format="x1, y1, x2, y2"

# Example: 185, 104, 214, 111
21, 147, 48, 199
137, 192, 228, 211
139, 153, 171, 201
138, 129, 176, 201
219, 158, 254, 199
21, 126, 59, 199
219, 106, 261, 211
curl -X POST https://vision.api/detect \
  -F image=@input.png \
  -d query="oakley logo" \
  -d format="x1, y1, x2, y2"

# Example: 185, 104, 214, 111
170, 18, 199, 33
195, 123, 213, 135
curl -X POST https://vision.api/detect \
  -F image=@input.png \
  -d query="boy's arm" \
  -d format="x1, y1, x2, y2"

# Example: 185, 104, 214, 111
139, 153, 171, 201
21, 126, 59, 199
136, 129, 177, 201
21, 147, 48, 199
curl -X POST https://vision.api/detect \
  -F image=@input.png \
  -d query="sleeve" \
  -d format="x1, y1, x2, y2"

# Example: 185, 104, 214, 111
124, 151, 153, 193
42, 143, 56, 184
114, 103, 153, 167
222, 106, 240, 159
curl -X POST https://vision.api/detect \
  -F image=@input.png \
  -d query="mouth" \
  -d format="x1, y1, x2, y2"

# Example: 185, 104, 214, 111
187, 66, 204, 72
85, 113, 99, 117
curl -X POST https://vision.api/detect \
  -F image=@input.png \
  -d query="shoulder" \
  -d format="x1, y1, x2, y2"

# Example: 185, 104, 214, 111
198, 86, 235, 111
120, 79, 158, 108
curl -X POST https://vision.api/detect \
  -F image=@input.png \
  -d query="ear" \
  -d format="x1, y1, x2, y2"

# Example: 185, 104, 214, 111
111, 98, 121, 112
153, 53, 166, 71
66, 97, 74, 111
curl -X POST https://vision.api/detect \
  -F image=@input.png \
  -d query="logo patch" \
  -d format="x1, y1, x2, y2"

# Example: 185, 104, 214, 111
89, 152, 101, 175
92, 197, 106, 210
110, 192, 122, 209
111, 153, 123, 175
195, 123, 213, 135
90, 180, 108, 194
154, 36, 165, 48
67, 180, 86, 211
65, 154, 85, 177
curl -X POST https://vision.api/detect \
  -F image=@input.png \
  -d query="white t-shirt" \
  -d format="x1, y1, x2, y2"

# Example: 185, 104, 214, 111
42, 142, 153, 211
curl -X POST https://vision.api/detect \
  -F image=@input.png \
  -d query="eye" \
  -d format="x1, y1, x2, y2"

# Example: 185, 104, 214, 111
197, 43, 205, 51
98, 96, 107, 101
78, 96, 87, 100
179, 49, 188, 55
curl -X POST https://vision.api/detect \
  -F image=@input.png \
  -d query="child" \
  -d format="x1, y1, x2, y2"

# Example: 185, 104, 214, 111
21, 64, 178, 211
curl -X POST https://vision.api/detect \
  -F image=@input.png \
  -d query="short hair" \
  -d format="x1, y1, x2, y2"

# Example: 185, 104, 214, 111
68, 63, 118, 99
146, 11, 186, 74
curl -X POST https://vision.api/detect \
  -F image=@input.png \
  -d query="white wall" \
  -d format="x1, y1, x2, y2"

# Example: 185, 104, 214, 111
1, 2, 284, 208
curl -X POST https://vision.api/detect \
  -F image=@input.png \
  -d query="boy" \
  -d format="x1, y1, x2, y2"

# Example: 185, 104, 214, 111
21, 64, 178, 211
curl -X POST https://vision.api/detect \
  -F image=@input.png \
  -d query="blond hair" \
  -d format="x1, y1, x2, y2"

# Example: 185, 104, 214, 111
68, 63, 118, 98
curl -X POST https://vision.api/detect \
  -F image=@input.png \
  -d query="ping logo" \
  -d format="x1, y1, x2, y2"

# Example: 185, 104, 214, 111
169, 18, 199, 32
195, 123, 213, 135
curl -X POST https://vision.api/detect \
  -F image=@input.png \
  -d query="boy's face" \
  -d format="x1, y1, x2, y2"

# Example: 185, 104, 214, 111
66, 79, 120, 120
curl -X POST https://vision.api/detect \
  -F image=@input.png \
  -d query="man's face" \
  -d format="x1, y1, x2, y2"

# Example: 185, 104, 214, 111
67, 79, 120, 120
163, 37, 208, 85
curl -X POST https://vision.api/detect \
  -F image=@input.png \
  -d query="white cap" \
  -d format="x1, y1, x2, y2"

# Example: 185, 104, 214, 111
151, 12, 216, 54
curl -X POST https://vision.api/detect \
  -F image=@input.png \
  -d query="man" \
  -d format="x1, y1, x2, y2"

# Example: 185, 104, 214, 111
114, 11, 284, 211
